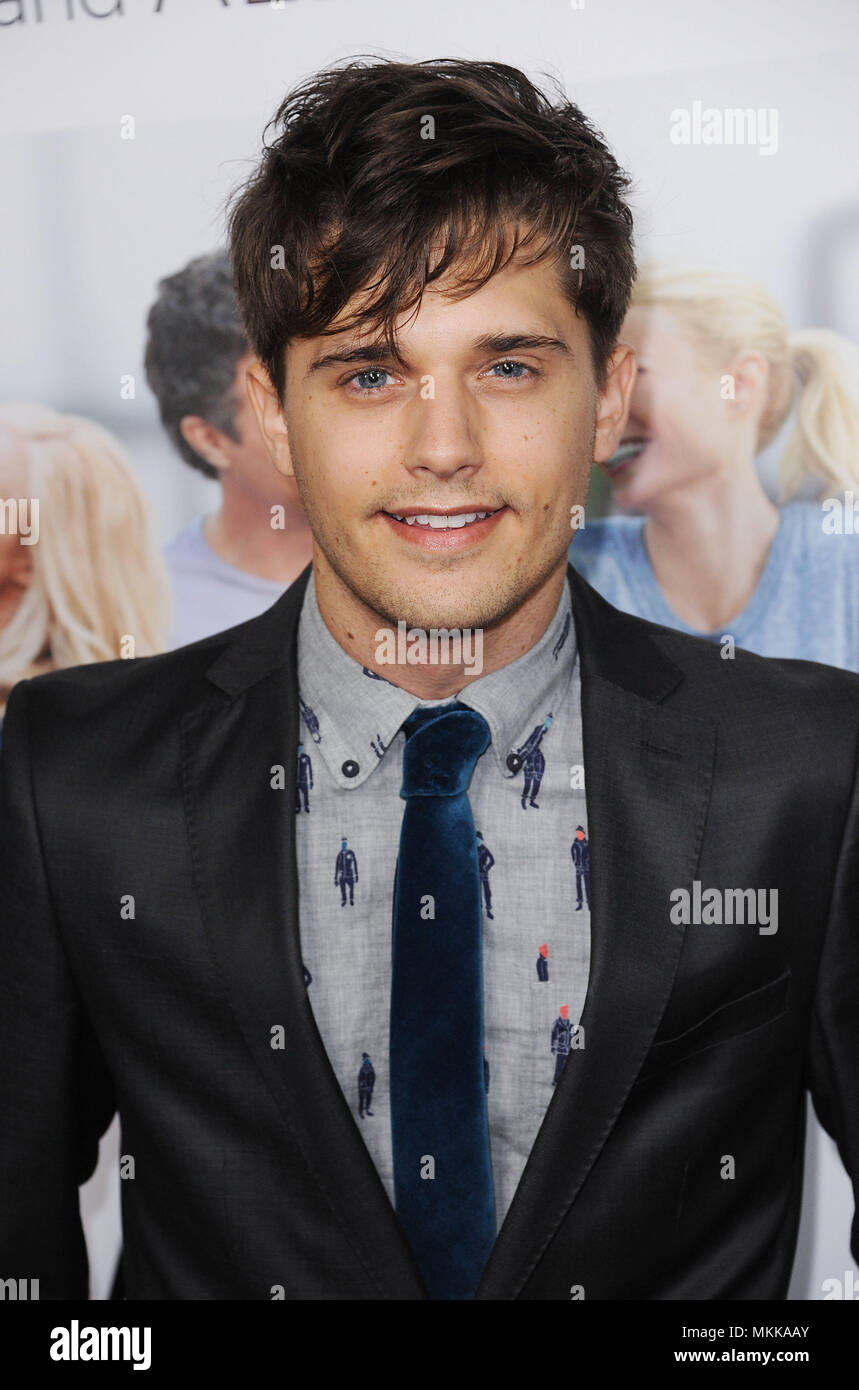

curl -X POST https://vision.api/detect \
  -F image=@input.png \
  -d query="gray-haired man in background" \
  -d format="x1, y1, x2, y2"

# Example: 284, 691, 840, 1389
145, 250, 312, 648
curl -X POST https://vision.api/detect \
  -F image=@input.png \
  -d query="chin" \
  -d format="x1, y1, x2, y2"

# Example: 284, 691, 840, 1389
410, 561, 566, 636
365, 571, 513, 635
383, 592, 498, 634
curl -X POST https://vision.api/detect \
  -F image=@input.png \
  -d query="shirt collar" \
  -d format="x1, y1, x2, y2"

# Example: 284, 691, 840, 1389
296, 568, 576, 789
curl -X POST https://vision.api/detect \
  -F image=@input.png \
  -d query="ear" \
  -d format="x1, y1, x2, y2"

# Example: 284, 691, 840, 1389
245, 359, 294, 479
592, 342, 637, 464
179, 416, 232, 474
725, 350, 768, 414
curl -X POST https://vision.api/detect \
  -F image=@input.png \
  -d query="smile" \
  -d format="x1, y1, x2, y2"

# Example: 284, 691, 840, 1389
385, 509, 501, 529
380, 506, 507, 550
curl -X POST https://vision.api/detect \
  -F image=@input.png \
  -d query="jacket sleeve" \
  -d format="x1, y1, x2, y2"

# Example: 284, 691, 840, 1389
805, 719, 859, 1267
0, 679, 116, 1298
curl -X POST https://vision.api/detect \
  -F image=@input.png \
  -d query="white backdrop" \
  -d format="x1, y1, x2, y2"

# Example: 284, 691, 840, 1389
1, 0, 857, 1301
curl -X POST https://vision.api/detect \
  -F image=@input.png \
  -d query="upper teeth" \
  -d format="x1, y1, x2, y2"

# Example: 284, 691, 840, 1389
389, 511, 495, 528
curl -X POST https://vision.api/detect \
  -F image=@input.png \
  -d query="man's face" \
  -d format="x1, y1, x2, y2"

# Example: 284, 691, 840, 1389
251, 253, 633, 632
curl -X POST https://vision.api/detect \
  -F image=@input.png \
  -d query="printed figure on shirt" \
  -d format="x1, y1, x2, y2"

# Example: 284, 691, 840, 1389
370, 732, 387, 759
551, 1005, 573, 1085
536, 943, 549, 982
358, 1053, 375, 1117
552, 612, 571, 661
476, 830, 495, 919
299, 695, 322, 744
335, 837, 359, 906
571, 824, 590, 909
295, 742, 313, 813
513, 713, 553, 809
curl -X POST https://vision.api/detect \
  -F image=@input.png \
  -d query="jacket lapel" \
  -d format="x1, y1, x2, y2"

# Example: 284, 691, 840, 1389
473, 565, 717, 1298
180, 564, 426, 1300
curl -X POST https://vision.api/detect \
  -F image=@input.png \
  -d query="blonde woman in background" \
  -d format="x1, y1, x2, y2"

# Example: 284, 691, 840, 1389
569, 266, 859, 669
0, 404, 171, 734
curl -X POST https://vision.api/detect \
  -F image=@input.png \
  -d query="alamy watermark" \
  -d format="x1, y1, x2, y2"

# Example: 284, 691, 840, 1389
821, 491, 859, 534
669, 881, 778, 935
375, 621, 483, 676
670, 102, 778, 156
50, 1321, 151, 1371
0, 497, 39, 545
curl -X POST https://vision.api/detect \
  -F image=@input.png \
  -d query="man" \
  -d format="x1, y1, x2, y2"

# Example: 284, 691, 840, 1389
1, 57, 857, 1301
571, 824, 590, 911
476, 830, 495, 919
145, 250, 313, 647
513, 714, 552, 810
536, 943, 549, 982
358, 1054, 376, 1120
334, 836, 359, 907
295, 740, 313, 814
551, 1006, 575, 1087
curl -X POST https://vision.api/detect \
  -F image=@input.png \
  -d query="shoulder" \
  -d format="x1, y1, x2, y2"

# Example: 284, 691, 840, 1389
5, 564, 313, 754
3, 616, 258, 748
569, 561, 859, 735
650, 613, 859, 731
787, 497, 859, 560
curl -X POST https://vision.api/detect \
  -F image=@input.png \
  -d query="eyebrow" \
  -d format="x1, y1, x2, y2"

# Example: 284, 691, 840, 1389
304, 332, 574, 377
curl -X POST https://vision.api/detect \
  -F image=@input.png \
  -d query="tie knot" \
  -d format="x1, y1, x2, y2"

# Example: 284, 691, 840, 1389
400, 701, 491, 798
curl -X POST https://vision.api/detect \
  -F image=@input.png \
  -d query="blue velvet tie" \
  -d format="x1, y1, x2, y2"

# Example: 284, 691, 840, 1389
390, 700, 495, 1300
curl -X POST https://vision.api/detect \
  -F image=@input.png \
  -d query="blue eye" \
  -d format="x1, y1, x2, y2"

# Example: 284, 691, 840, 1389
487, 360, 534, 381
347, 368, 394, 392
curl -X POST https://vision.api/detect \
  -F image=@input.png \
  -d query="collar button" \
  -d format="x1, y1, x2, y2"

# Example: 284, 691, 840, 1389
506, 753, 523, 773
341, 759, 360, 778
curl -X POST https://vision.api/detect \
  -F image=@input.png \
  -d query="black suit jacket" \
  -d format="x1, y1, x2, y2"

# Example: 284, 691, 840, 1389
1, 562, 858, 1300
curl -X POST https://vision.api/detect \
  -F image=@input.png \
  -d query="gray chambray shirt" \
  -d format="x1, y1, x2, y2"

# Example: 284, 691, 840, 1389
295, 568, 591, 1235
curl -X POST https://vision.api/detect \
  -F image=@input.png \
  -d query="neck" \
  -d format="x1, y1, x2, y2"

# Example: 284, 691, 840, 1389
642, 464, 780, 631
312, 550, 569, 699
203, 488, 314, 583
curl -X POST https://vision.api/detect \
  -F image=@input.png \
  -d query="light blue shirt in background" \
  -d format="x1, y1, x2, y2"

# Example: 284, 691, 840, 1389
163, 514, 287, 650
569, 501, 859, 672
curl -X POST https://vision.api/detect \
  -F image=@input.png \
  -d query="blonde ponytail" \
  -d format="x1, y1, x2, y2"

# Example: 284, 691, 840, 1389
778, 329, 859, 500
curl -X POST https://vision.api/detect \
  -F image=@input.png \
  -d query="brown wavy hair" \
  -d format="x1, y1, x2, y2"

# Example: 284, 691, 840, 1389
228, 56, 636, 403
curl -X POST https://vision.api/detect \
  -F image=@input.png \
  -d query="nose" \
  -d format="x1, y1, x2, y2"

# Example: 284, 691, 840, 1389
402, 375, 484, 480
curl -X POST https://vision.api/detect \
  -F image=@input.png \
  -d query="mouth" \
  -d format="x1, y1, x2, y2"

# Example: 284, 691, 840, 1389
606, 437, 650, 473
380, 505, 508, 550
384, 507, 501, 529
